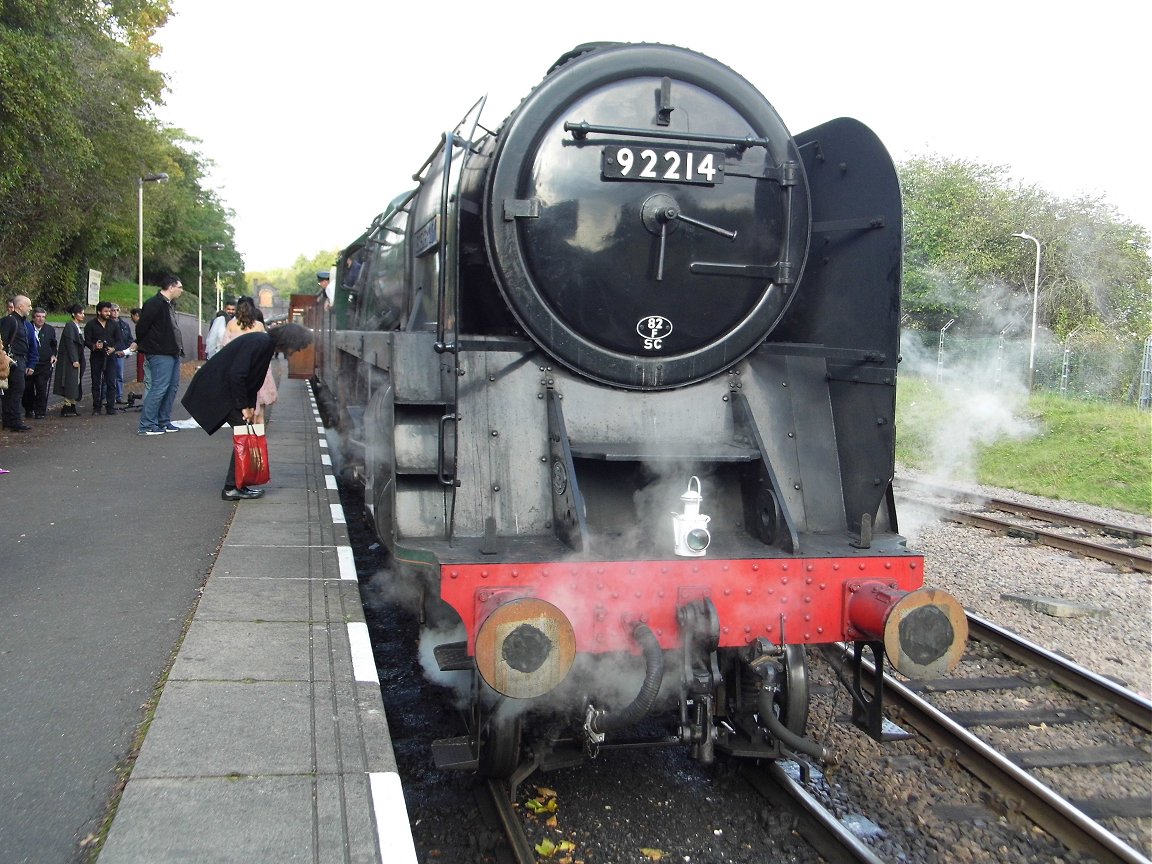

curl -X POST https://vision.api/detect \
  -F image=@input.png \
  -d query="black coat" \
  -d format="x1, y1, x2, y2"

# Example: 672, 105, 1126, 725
135, 291, 183, 356
32, 323, 58, 374
53, 320, 85, 401
181, 331, 274, 434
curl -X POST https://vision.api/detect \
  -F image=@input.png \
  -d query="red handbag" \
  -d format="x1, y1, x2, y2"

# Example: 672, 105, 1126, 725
233, 422, 271, 487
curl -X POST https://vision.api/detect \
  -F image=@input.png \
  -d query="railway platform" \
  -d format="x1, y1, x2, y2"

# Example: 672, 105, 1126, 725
0, 362, 416, 864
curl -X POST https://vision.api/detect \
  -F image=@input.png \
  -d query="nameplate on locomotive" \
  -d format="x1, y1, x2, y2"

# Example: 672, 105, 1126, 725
601, 145, 724, 185
413, 215, 439, 257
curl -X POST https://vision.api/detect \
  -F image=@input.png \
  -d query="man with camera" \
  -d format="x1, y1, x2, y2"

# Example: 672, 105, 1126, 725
83, 301, 119, 416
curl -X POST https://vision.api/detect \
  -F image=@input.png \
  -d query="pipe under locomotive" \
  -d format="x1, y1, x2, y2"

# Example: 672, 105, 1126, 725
313, 42, 967, 777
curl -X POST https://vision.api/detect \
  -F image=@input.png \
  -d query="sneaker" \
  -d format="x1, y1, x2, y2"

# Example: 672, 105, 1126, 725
163, 423, 180, 432
221, 486, 265, 500
137, 429, 165, 436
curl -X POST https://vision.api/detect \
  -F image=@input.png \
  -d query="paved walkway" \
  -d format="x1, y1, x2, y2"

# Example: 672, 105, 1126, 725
97, 375, 416, 863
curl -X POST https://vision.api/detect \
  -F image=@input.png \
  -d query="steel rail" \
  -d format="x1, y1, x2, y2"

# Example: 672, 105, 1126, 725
966, 612, 1152, 732
484, 779, 537, 864
741, 762, 887, 864
903, 498, 1152, 573
895, 479, 1151, 545
839, 649, 1151, 864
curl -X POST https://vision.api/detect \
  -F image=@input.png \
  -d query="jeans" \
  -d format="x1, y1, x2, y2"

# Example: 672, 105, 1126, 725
140, 354, 180, 432
114, 355, 125, 400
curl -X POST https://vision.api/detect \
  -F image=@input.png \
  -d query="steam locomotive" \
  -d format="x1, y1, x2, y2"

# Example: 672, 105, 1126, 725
312, 42, 967, 777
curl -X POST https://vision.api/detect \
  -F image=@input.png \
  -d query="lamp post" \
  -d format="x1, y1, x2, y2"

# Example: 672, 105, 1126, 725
1011, 231, 1042, 391
198, 242, 226, 358
216, 270, 237, 314
137, 173, 169, 308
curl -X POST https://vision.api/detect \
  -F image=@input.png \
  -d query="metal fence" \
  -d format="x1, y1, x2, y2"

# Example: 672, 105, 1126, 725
902, 329, 1152, 407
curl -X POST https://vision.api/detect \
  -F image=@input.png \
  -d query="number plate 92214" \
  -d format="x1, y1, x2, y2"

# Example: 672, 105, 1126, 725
601, 146, 724, 185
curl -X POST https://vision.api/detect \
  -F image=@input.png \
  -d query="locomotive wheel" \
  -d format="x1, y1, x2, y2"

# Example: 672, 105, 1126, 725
773, 644, 810, 735
473, 688, 523, 778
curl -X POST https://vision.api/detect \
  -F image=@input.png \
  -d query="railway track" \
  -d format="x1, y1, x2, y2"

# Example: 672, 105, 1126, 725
895, 478, 1152, 572
741, 761, 889, 864
826, 612, 1152, 864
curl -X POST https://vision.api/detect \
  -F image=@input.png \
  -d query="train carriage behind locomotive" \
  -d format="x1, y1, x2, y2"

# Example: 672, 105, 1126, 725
317, 42, 966, 776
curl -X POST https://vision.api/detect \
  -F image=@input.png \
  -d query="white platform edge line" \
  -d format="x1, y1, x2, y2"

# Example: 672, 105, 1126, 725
321, 454, 332, 466
368, 772, 418, 864
338, 545, 356, 582
331, 502, 346, 524
346, 622, 378, 683
325, 474, 338, 490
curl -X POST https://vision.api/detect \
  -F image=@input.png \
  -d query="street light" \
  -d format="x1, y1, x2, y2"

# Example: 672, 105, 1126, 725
1011, 231, 1042, 390
137, 172, 169, 308
216, 270, 237, 313
198, 242, 226, 358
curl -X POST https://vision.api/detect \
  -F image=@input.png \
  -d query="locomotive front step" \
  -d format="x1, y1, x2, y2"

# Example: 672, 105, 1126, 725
433, 641, 474, 672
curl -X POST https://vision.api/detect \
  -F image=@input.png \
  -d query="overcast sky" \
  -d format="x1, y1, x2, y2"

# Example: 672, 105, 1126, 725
154, 0, 1149, 272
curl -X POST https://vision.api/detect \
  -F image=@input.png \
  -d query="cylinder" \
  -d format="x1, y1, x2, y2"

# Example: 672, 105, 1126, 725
846, 583, 968, 678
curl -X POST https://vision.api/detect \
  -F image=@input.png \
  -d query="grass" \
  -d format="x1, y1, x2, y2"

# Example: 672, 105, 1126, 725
896, 375, 1151, 516
45, 279, 204, 322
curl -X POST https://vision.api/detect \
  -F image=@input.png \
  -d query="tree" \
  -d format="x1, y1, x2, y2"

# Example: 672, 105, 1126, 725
899, 155, 1151, 340
0, 0, 189, 308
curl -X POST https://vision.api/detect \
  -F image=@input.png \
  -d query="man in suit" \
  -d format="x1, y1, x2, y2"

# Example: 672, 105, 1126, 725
23, 307, 58, 419
181, 323, 312, 500
1, 295, 34, 432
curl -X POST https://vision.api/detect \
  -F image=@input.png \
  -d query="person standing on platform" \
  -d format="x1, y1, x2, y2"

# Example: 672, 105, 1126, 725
205, 299, 236, 359
53, 304, 86, 416
220, 297, 277, 423
1, 295, 34, 432
134, 276, 184, 435
23, 307, 57, 419
181, 323, 313, 499
110, 304, 135, 404
129, 307, 145, 394
83, 301, 118, 415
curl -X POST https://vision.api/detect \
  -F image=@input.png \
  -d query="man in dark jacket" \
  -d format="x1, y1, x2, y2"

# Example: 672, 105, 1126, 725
110, 304, 135, 404
134, 275, 184, 435
22, 307, 58, 419
1, 295, 34, 432
83, 300, 119, 415
181, 323, 312, 499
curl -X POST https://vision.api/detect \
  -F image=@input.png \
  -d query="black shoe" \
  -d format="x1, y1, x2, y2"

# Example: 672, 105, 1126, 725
221, 486, 265, 501
34, 414, 45, 419
106, 408, 116, 415
5, 424, 31, 432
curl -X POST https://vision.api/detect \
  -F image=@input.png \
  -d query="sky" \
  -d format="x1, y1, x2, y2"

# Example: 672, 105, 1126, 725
153, 0, 1150, 272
